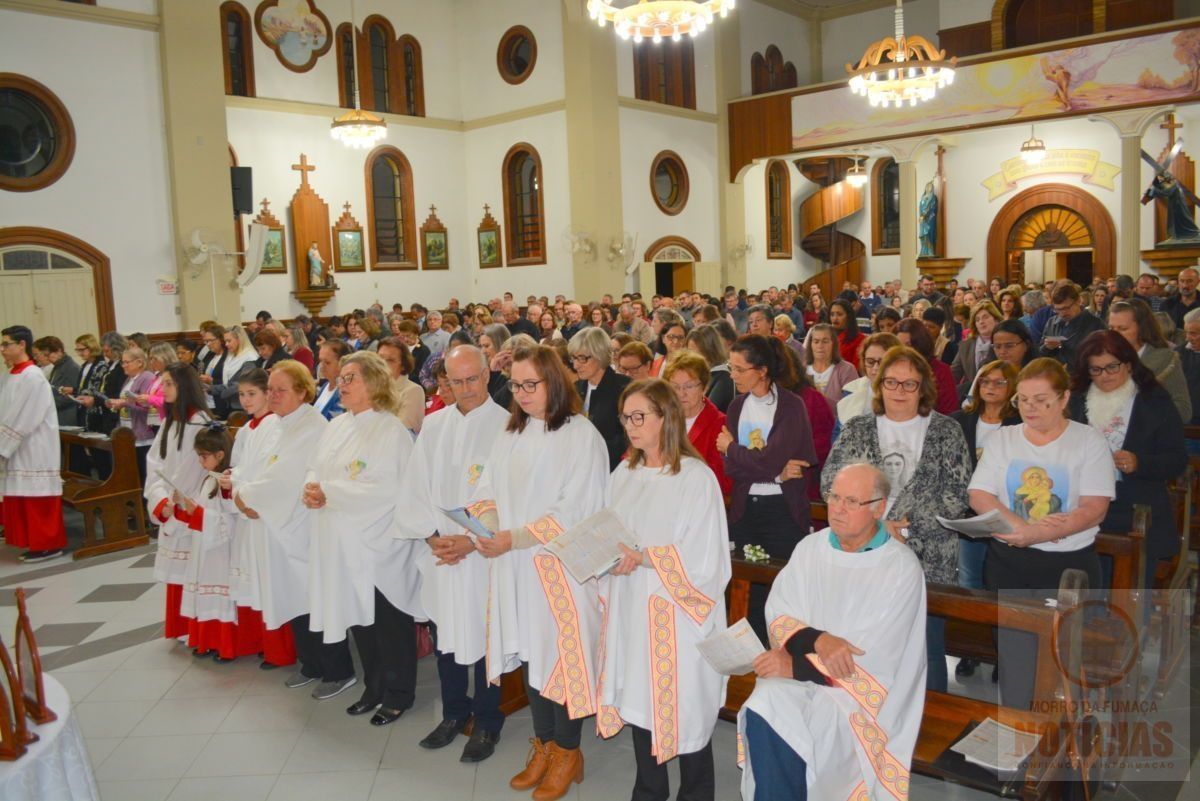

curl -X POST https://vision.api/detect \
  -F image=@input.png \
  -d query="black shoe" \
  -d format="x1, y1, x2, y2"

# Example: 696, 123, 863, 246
346, 698, 381, 716
992, 665, 999, 683
258, 660, 279, 671
370, 707, 404, 726
460, 728, 500, 763
192, 648, 209, 658
212, 654, 234, 663
20, 549, 64, 563
420, 718, 468, 749
955, 658, 979, 678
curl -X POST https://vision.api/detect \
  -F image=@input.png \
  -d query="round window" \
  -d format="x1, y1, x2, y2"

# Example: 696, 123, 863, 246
650, 151, 689, 216
497, 26, 537, 85
0, 74, 74, 192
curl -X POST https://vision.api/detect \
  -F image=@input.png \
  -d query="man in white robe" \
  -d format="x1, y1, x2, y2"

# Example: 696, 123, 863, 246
397, 345, 509, 762
739, 462, 927, 801
1, 325, 67, 561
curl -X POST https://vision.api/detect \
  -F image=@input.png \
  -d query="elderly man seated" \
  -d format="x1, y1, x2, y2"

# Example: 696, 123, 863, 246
738, 462, 927, 801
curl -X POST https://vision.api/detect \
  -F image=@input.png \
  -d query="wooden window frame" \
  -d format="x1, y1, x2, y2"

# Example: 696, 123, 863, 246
335, 22, 355, 109
871, 157, 901, 255
649, 150, 689, 217
398, 35, 425, 117
365, 145, 418, 271
765, 160, 791, 259
0, 73, 76, 193
219, 2, 255, 97
750, 45, 798, 96
497, 25, 538, 85
355, 17, 424, 117
633, 39, 695, 109
502, 143, 547, 266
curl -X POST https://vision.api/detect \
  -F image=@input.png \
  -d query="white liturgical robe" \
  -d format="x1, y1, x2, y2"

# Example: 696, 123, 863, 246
227, 413, 277, 609
395, 398, 509, 666
598, 457, 731, 763
0, 362, 61, 498
234, 403, 327, 630
738, 532, 927, 801
146, 412, 209, 585
180, 477, 237, 623
307, 408, 425, 644
475, 415, 608, 718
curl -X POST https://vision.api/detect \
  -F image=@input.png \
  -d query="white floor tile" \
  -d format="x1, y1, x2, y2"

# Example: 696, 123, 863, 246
74, 698, 157, 739
184, 730, 301, 778
53, 668, 111, 703
283, 725, 390, 773
369, 765, 479, 801
85, 736, 122, 769
217, 692, 315, 733
121, 639, 194, 669
97, 779, 179, 801
95, 733, 210, 781
266, 769, 378, 801
163, 663, 256, 699
167, 775, 277, 801
132, 696, 238, 737
88, 667, 186, 702
49, 650, 129, 673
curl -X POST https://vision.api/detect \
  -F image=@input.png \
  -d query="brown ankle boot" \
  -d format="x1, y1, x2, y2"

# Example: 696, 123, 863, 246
531, 743, 584, 801
510, 737, 551, 790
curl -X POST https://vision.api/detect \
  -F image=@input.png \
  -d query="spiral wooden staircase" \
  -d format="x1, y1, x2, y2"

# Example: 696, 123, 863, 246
797, 157, 864, 299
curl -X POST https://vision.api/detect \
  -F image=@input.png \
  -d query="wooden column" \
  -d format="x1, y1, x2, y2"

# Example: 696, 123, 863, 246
715, 3, 745, 291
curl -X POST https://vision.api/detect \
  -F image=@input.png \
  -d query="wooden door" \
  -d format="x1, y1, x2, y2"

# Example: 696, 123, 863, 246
0, 273, 35, 334
32, 267, 98, 348
671, 262, 693, 294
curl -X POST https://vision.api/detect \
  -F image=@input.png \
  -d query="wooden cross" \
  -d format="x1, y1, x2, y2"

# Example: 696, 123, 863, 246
343, 202, 352, 214
260, 198, 271, 213
483, 203, 491, 216
935, 145, 945, 184
429, 204, 437, 215
291, 153, 316, 188
1161, 114, 1183, 149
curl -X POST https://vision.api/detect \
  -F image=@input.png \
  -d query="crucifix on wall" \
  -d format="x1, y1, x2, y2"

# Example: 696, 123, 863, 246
288, 153, 334, 292
1152, 114, 1196, 246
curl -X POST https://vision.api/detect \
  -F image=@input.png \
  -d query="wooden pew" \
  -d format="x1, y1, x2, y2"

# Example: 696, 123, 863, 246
58, 427, 149, 559
1151, 469, 1195, 697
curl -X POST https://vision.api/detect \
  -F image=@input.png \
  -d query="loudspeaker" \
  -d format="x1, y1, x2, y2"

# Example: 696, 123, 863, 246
231, 167, 253, 216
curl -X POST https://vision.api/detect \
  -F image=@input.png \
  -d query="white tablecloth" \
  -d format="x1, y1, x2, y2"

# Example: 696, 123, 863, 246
0, 674, 99, 801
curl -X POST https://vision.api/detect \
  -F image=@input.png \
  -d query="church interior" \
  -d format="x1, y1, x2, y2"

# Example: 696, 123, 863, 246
2, 1, 1200, 800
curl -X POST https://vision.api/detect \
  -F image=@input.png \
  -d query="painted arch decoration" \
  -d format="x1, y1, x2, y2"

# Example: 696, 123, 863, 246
255, 0, 332, 73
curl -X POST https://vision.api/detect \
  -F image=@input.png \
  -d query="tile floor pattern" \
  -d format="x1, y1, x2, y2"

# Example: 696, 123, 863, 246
0, 536, 1194, 801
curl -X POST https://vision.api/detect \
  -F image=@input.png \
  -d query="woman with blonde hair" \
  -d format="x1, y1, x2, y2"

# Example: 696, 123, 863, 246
951, 300, 1002, 397
105, 345, 158, 481
598, 378, 730, 801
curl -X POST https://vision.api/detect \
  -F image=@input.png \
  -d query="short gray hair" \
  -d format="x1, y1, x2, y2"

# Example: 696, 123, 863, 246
1184, 308, 1200, 325
100, 331, 127, 356
834, 461, 890, 504
567, 326, 612, 368
445, 343, 488, 373
1022, 290, 1045, 312
481, 324, 511, 351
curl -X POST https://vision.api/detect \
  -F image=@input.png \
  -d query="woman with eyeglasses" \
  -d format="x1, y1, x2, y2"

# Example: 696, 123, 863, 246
650, 317, 688, 377
473, 345, 608, 798
686, 325, 734, 413
568, 327, 632, 471
823, 345, 972, 692
663, 351, 731, 496
1107, 298, 1192, 422
951, 301, 1002, 398
989, 319, 1036, 373
1068, 331, 1187, 591
968, 358, 1115, 709
598, 378, 731, 801
104, 345, 158, 483
836, 332, 901, 434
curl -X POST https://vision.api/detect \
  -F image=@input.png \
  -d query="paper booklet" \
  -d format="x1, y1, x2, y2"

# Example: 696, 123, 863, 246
438, 506, 495, 539
949, 717, 1041, 774
543, 508, 638, 583
936, 510, 1013, 539
154, 470, 196, 507
696, 618, 766, 675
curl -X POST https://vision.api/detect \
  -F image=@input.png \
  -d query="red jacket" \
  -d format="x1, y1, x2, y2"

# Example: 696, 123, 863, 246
838, 331, 866, 371
800, 386, 834, 500
688, 398, 732, 497
930, 357, 960, 415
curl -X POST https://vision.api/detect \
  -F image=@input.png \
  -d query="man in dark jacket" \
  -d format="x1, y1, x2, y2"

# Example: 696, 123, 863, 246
1039, 282, 1105, 370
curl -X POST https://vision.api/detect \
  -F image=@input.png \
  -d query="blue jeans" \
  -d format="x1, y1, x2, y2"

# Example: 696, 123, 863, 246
958, 539, 987, 590
927, 616, 947, 692
744, 709, 807, 801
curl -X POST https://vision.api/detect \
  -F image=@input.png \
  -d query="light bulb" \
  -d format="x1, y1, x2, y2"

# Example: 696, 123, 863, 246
652, 32, 662, 44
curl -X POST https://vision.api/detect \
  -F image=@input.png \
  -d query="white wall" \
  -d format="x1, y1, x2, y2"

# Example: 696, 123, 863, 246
938, 0, 992, 30
737, 0, 810, 96
99, 0, 157, 14
0, 9, 178, 333
821, 0, 939, 84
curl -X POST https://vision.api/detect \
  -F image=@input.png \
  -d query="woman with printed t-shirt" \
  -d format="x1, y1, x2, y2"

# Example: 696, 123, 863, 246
968, 357, 1116, 710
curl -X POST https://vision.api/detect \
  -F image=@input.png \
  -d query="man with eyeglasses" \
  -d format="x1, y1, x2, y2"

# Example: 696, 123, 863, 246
1038, 282, 1104, 369
0, 325, 68, 562
739, 462, 926, 801
397, 345, 509, 763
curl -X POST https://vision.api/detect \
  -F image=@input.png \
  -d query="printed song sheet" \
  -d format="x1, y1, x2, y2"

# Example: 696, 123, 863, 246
543, 508, 638, 583
696, 618, 766, 675
935, 509, 1013, 539
438, 506, 495, 539
950, 717, 1041, 773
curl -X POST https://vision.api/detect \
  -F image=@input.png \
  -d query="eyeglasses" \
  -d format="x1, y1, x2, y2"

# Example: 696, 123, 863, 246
663, 334, 686, 343
570, 354, 593, 364
507, 379, 545, 394
335, 373, 359, 386
670, 380, 703, 393
1087, 362, 1125, 377
447, 372, 485, 389
863, 357, 883, 370
823, 492, 884, 512
0, 341, 17, 348
619, 411, 658, 428
882, 377, 921, 393
992, 341, 1023, 351
729, 364, 761, 375
1012, 393, 1062, 409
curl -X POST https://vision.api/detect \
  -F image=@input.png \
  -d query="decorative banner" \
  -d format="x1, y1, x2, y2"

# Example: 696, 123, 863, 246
982, 149, 1120, 200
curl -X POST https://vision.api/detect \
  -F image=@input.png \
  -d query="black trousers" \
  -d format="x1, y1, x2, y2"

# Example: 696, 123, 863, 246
433, 622, 503, 733
631, 725, 715, 801
350, 587, 418, 711
730, 495, 801, 643
134, 444, 149, 487
290, 613, 354, 681
984, 540, 1101, 710
524, 663, 583, 749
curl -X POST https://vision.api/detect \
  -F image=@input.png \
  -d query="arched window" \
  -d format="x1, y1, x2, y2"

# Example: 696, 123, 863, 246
367, 18, 393, 112
219, 1, 255, 97
502, 144, 546, 265
750, 45, 797, 95
365, 146, 417, 270
871, 158, 901, 254
633, 39, 695, 109
766, 160, 791, 258
399, 35, 424, 117
335, 22, 356, 109
355, 17, 424, 117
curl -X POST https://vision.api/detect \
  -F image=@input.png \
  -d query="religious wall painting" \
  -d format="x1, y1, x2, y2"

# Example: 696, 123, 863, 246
332, 202, 365, 273
982, 149, 1120, 200
251, 199, 287, 274
421, 205, 449, 270
477, 205, 502, 269
791, 24, 1200, 152
254, 0, 332, 73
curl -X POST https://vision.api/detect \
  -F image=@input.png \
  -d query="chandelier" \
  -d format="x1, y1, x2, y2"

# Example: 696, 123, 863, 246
846, 0, 955, 109
587, 0, 736, 43
1019, 125, 1046, 165
330, 0, 386, 148
845, 157, 868, 188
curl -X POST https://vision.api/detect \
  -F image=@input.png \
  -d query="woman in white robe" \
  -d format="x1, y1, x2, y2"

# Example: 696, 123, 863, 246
303, 351, 425, 724
145, 364, 210, 640
474, 344, 609, 801
599, 378, 731, 801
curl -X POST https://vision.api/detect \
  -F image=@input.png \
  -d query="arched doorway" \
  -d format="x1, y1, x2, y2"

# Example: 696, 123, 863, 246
986, 184, 1115, 286
643, 235, 701, 297
0, 227, 115, 337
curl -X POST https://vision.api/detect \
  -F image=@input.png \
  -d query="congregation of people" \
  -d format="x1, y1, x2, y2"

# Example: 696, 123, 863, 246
1, 266, 1196, 801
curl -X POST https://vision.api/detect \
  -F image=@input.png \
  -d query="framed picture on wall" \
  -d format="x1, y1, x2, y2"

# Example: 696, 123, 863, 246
420, 205, 449, 270
331, 202, 365, 272
251, 199, 288, 274
477, 205, 502, 268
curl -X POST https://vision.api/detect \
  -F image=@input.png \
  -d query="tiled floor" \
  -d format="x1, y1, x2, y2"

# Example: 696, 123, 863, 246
0, 530, 1194, 801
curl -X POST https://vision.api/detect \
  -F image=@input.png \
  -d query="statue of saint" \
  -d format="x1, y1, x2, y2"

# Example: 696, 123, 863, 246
918, 181, 938, 258
307, 241, 326, 287
1142, 172, 1200, 244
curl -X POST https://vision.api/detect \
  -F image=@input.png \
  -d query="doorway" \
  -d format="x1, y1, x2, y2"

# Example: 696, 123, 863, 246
0, 247, 100, 347
1055, 249, 1094, 286
655, 261, 694, 296
987, 184, 1115, 283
